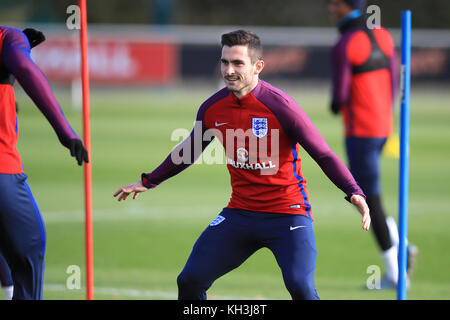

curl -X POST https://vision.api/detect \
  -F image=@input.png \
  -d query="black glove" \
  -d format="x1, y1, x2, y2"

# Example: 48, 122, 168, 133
22, 28, 46, 49
330, 101, 341, 115
69, 139, 89, 166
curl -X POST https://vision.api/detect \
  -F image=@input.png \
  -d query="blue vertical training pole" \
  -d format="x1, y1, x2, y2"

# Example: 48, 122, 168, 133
398, 10, 411, 301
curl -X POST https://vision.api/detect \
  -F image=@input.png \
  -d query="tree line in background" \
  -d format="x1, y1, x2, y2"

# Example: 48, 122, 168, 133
1, 0, 449, 29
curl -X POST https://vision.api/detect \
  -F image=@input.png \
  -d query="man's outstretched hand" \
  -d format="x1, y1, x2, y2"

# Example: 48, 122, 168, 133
69, 139, 89, 166
114, 181, 149, 201
351, 194, 371, 231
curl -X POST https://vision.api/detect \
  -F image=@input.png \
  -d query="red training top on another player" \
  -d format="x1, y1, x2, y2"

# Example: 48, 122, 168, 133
331, 23, 398, 138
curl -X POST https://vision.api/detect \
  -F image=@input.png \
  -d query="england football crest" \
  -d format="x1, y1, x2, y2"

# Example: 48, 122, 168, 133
209, 215, 225, 227
252, 117, 268, 138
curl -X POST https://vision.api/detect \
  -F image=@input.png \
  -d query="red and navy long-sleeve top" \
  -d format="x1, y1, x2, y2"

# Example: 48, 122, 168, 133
142, 79, 364, 218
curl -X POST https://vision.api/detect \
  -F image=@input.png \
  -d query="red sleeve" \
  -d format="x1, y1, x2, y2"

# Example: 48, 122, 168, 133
373, 27, 399, 105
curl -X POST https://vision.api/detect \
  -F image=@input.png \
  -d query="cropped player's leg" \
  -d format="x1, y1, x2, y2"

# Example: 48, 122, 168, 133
346, 138, 392, 248
0, 173, 46, 300
346, 137, 399, 285
263, 213, 319, 300
177, 208, 260, 300
366, 195, 392, 251
0, 253, 13, 300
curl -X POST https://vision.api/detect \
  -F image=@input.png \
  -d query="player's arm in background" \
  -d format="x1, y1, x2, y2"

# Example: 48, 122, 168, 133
1, 26, 88, 165
114, 108, 213, 201
388, 32, 400, 110
330, 36, 352, 115
276, 97, 370, 230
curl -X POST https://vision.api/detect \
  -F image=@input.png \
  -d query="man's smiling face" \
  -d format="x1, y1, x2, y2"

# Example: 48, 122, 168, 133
221, 45, 264, 98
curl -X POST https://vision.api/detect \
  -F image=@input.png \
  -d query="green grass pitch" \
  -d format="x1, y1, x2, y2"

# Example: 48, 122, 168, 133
7, 82, 450, 300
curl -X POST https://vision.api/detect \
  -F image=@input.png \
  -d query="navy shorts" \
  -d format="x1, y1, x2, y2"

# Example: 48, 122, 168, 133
177, 208, 319, 300
345, 137, 387, 196
0, 173, 46, 299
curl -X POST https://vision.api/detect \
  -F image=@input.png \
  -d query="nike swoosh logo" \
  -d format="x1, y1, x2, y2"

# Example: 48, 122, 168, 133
290, 226, 306, 231
215, 121, 229, 127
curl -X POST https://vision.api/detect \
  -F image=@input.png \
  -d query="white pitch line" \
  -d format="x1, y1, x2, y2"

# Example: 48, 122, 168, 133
40, 202, 357, 224
42, 204, 218, 224
40, 199, 441, 224
44, 284, 258, 300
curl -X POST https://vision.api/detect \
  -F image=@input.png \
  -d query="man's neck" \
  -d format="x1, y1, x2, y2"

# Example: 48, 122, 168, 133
232, 78, 260, 99
337, 10, 364, 34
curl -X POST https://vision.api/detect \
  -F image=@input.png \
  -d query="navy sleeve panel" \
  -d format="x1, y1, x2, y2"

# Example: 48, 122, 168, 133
330, 32, 354, 107
1, 26, 79, 147
141, 88, 228, 188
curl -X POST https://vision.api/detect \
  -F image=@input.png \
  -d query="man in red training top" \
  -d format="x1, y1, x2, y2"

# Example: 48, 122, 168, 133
0, 26, 88, 300
114, 30, 370, 300
328, 0, 417, 288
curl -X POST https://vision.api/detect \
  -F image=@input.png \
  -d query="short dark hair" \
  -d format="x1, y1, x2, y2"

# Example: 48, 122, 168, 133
221, 30, 263, 63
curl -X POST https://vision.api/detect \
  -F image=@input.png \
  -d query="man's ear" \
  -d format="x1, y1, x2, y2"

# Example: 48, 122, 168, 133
255, 59, 264, 75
